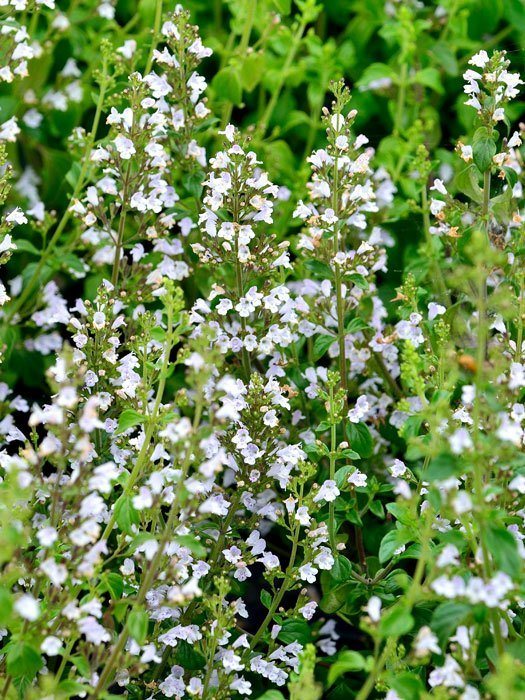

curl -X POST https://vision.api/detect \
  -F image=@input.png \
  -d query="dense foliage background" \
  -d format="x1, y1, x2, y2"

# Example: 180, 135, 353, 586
1, 1, 525, 699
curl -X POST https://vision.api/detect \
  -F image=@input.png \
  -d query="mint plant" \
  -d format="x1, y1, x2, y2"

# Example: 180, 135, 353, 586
0, 1, 524, 699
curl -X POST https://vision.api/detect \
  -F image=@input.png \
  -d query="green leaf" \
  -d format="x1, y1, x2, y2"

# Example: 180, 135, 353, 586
411, 67, 444, 94
240, 53, 266, 92
57, 680, 89, 697
114, 495, 139, 534
335, 465, 357, 489
378, 528, 409, 563
390, 672, 426, 700
431, 602, 470, 645
330, 555, 353, 584
272, 0, 291, 14
101, 572, 124, 600
340, 449, 361, 460
260, 589, 272, 609
70, 655, 90, 678
312, 334, 335, 361
369, 499, 385, 519
0, 588, 13, 619
378, 604, 414, 638
356, 62, 396, 89
173, 535, 206, 558
327, 650, 366, 687
277, 619, 312, 644
426, 453, 460, 481
212, 68, 242, 105
486, 523, 521, 577
504, 0, 525, 23
174, 640, 206, 670
6, 642, 43, 679
453, 165, 483, 203
183, 172, 203, 199
256, 692, 285, 700
304, 259, 333, 279
472, 127, 496, 173
14, 240, 40, 256
346, 422, 373, 458
345, 317, 371, 334
320, 582, 355, 614
128, 609, 149, 645
117, 409, 145, 434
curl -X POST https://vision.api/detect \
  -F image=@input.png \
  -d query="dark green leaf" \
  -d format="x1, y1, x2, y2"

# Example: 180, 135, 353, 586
346, 422, 373, 458
312, 334, 335, 361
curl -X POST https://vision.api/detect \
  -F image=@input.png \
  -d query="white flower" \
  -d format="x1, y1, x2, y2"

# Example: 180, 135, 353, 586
14, 594, 40, 621
37, 526, 58, 547
469, 50, 489, 68
348, 469, 367, 488
313, 479, 340, 503
114, 135, 136, 159
299, 563, 318, 583
428, 655, 464, 688
430, 178, 447, 195
41, 636, 62, 655
365, 596, 381, 622
348, 395, 369, 423
428, 302, 446, 320
299, 601, 317, 620
414, 626, 441, 656
6, 207, 27, 225
509, 474, 525, 493
437, 544, 460, 568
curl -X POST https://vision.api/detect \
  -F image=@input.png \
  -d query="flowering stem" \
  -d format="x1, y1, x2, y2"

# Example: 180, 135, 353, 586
92, 402, 198, 697
329, 384, 337, 550
515, 275, 525, 362
234, 239, 252, 379
471, 173, 505, 658
248, 522, 300, 651
111, 161, 132, 288
201, 632, 220, 699
421, 185, 448, 303
5, 57, 110, 322
101, 301, 174, 542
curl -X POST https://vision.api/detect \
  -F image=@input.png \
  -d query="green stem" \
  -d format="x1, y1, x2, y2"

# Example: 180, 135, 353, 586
255, 16, 307, 137
111, 161, 132, 288
219, 0, 256, 130
470, 169, 504, 658
235, 237, 251, 380
329, 385, 337, 551
145, 0, 163, 74
201, 634, 220, 699
393, 62, 408, 136
421, 185, 448, 303
515, 274, 525, 362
